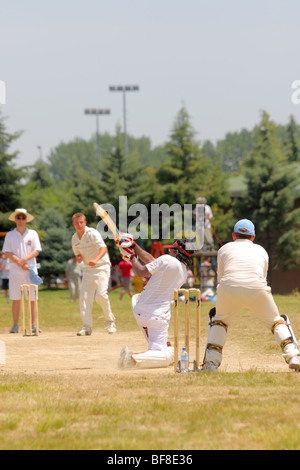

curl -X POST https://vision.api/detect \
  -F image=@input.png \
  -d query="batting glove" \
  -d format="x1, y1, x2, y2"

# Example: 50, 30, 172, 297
120, 245, 136, 262
115, 232, 136, 249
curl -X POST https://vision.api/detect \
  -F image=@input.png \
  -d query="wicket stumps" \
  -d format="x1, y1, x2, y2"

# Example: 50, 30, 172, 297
174, 288, 201, 373
21, 284, 39, 336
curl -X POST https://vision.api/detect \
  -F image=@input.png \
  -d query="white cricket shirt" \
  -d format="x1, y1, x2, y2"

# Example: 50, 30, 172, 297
72, 226, 111, 268
3, 228, 42, 272
204, 204, 213, 228
134, 255, 188, 319
217, 239, 269, 289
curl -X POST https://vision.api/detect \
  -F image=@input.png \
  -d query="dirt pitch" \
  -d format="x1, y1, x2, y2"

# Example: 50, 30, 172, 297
0, 328, 289, 377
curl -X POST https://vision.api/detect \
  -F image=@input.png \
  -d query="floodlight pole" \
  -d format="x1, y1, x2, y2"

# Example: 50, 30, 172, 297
109, 85, 139, 154
84, 108, 110, 178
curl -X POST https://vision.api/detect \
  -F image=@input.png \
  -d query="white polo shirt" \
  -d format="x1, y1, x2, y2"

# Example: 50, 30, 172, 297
217, 239, 269, 289
133, 255, 188, 319
72, 226, 111, 269
3, 228, 42, 272
204, 204, 213, 229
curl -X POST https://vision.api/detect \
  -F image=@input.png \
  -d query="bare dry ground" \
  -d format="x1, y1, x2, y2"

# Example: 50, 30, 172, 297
0, 328, 288, 378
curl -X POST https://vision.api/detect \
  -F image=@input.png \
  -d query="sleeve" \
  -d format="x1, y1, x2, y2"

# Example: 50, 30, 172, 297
217, 250, 224, 283
32, 230, 42, 252
262, 248, 269, 279
146, 256, 165, 275
206, 205, 213, 218
2, 233, 11, 253
72, 235, 80, 256
91, 228, 107, 249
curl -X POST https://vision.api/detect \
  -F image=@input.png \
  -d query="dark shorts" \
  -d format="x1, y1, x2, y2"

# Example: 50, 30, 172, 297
2, 279, 9, 290
123, 278, 132, 290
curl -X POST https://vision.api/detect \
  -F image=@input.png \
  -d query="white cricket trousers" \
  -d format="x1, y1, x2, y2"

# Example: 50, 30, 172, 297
205, 285, 299, 365
131, 294, 174, 369
80, 266, 115, 329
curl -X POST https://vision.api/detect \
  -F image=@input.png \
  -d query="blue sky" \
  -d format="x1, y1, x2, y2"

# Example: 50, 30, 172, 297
1, 0, 300, 166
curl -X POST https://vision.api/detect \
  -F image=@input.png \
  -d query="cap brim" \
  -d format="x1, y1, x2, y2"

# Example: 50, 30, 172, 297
164, 245, 175, 249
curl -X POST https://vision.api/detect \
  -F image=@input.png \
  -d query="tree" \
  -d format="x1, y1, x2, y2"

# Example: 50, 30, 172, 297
156, 107, 233, 243
215, 128, 257, 173
285, 115, 300, 163
235, 111, 300, 279
28, 158, 53, 188
0, 113, 23, 214
157, 107, 203, 205
100, 126, 147, 209
97, 127, 155, 254
48, 138, 98, 183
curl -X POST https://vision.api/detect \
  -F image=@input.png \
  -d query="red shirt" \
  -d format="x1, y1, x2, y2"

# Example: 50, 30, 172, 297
118, 261, 132, 278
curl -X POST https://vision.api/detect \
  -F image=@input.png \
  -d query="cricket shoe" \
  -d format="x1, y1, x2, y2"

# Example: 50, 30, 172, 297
200, 362, 218, 372
106, 321, 117, 334
288, 355, 300, 372
77, 327, 92, 336
10, 324, 19, 334
32, 325, 42, 334
118, 346, 135, 369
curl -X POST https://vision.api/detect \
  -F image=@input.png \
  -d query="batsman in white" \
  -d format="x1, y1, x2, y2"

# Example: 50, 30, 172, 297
72, 213, 116, 336
201, 219, 300, 372
116, 235, 196, 369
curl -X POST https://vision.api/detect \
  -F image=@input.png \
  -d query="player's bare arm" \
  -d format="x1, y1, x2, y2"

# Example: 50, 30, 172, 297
131, 256, 150, 278
4, 252, 20, 265
19, 250, 40, 267
133, 243, 155, 264
4, 251, 39, 270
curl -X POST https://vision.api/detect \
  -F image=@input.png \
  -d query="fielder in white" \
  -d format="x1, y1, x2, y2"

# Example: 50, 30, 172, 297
3, 208, 42, 334
72, 213, 116, 336
201, 219, 300, 372
117, 236, 195, 369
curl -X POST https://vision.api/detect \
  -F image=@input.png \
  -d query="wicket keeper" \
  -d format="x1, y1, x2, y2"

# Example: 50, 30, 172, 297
201, 219, 300, 372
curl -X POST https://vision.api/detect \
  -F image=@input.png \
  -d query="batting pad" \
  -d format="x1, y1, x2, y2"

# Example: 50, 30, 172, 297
132, 348, 174, 369
273, 322, 300, 362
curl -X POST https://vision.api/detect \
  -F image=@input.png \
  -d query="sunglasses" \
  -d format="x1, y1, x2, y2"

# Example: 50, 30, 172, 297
16, 216, 27, 220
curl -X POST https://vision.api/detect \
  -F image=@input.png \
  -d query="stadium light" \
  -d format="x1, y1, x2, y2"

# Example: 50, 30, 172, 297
84, 108, 110, 178
109, 85, 139, 154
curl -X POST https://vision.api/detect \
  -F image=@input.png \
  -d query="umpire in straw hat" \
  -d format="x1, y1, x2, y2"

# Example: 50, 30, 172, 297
3, 208, 42, 334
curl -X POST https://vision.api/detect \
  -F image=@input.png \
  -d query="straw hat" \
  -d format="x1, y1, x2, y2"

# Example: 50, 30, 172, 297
8, 208, 34, 223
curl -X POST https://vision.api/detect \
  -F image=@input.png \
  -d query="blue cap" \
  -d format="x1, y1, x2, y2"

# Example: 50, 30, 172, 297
234, 219, 255, 236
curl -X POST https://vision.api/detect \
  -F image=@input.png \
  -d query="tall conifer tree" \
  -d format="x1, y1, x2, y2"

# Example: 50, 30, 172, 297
235, 111, 300, 278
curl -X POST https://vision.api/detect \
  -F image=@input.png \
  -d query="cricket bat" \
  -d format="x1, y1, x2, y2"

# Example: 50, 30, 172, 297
93, 202, 122, 241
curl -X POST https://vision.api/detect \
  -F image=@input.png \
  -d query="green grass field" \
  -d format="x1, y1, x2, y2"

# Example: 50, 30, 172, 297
0, 288, 300, 450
